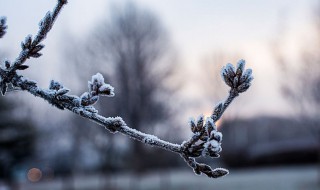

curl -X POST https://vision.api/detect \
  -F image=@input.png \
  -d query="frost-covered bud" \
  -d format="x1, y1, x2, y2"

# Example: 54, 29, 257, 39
207, 149, 220, 158
205, 140, 221, 153
237, 82, 251, 93
240, 68, 252, 84
189, 117, 197, 133
205, 117, 216, 136
221, 67, 233, 87
4, 60, 10, 69
98, 84, 115, 97
56, 88, 70, 95
221, 60, 253, 94
80, 92, 99, 106
83, 73, 115, 105
225, 63, 236, 78
221, 63, 239, 88
202, 146, 220, 157
29, 44, 44, 58
80, 92, 90, 100
89, 73, 110, 96
212, 131, 222, 143
49, 80, 63, 90
196, 114, 204, 132
17, 65, 29, 70
39, 12, 52, 32
22, 35, 32, 50
88, 81, 97, 95
92, 73, 104, 87
246, 75, 253, 83
236, 59, 246, 77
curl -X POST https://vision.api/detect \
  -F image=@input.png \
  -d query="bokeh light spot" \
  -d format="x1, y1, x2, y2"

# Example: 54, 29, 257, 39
27, 168, 42, 182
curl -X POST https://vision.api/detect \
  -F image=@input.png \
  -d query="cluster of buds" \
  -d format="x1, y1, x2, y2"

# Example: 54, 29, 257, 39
221, 59, 253, 95
21, 35, 44, 58
0, 60, 29, 95
38, 12, 53, 39
49, 80, 70, 96
48, 80, 71, 109
80, 73, 114, 106
184, 115, 222, 158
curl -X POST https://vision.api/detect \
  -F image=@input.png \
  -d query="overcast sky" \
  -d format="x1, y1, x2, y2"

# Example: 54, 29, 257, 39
0, 0, 318, 119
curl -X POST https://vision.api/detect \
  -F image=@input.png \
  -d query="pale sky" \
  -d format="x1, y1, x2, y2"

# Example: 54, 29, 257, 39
0, 0, 318, 119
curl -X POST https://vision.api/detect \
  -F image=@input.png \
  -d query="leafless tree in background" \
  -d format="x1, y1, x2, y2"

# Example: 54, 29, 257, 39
273, 2, 320, 183
63, 2, 181, 173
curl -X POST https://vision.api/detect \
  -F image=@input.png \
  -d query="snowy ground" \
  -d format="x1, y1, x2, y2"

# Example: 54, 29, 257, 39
15, 165, 320, 190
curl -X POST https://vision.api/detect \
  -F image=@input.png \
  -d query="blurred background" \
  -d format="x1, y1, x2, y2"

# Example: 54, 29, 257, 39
0, 0, 320, 189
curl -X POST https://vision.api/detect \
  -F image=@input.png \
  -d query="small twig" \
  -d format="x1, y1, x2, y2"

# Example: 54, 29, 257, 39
11, 0, 67, 73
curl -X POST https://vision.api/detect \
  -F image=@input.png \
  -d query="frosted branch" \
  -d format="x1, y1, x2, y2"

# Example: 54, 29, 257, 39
0, 0, 253, 179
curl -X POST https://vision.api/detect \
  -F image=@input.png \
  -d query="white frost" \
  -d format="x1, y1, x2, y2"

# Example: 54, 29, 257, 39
91, 73, 104, 86
99, 84, 115, 97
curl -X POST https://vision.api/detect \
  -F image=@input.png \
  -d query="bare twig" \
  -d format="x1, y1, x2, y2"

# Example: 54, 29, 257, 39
0, 0, 253, 179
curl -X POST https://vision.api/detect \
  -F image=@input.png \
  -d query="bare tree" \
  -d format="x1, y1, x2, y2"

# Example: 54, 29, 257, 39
63, 2, 180, 172
273, 3, 320, 118
96, 3, 177, 172
0, 0, 253, 179
273, 2, 320, 183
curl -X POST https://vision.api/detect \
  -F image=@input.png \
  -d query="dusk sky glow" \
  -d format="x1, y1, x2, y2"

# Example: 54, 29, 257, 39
0, 0, 318, 118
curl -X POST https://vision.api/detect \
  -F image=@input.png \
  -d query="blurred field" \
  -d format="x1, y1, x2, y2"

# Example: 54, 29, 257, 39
12, 165, 319, 190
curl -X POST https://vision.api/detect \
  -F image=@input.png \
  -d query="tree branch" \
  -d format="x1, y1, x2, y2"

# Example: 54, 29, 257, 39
0, 0, 253, 179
